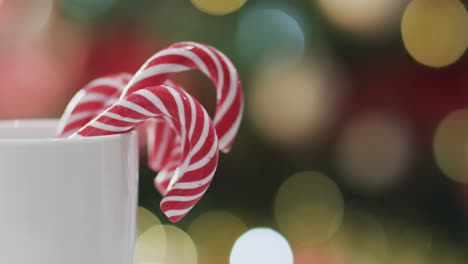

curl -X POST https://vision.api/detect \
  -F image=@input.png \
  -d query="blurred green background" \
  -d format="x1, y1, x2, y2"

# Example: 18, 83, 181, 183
1, 0, 468, 263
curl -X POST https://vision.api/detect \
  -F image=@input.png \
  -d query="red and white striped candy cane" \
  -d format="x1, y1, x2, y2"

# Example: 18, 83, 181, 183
123, 41, 244, 153
122, 42, 243, 195
72, 85, 219, 223
144, 79, 184, 173
58, 74, 182, 174
58, 42, 244, 221
57, 73, 132, 137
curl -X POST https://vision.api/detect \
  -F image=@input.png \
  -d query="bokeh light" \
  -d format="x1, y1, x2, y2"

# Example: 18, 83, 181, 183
237, 8, 305, 65
191, 0, 247, 16
249, 59, 341, 149
134, 225, 167, 264
317, 0, 406, 37
274, 171, 344, 246
188, 211, 247, 264
433, 109, 468, 183
337, 112, 412, 192
0, 0, 467, 260
401, 0, 468, 68
331, 209, 388, 263
135, 225, 197, 264
137, 207, 161, 237
230, 228, 293, 264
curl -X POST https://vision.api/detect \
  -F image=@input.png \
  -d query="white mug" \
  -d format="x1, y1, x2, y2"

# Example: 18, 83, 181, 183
0, 119, 139, 264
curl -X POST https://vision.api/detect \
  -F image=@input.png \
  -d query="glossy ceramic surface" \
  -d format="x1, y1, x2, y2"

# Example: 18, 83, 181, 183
0, 120, 138, 264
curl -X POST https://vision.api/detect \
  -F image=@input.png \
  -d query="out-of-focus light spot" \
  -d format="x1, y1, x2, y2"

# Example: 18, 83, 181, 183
337, 112, 412, 192
188, 211, 247, 264
191, 0, 247, 15
317, 0, 406, 37
249, 59, 341, 149
230, 228, 293, 264
160, 225, 197, 264
331, 209, 387, 263
137, 207, 161, 237
433, 109, 468, 183
274, 171, 344, 246
237, 9, 305, 65
134, 225, 167, 264
135, 225, 197, 264
59, 0, 117, 20
401, 0, 468, 68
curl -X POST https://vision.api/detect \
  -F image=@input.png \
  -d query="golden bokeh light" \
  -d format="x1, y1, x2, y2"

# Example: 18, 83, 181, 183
401, 0, 468, 68
191, 0, 247, 16
274, 171, 344, 246
135, 225, 198, 264
249, 59, 341, 149
161, 225, 198, 264
317, 0, 406, 37
134, 225, 167, 264
337, 112, 411, 192
434, 109, 468, 183
137, 207, 161, 237
188, 211, 247, 264
331, 209, 387, 263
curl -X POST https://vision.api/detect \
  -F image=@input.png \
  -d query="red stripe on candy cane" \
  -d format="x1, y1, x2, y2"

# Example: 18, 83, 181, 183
72, 85, 219, 223
57, 73, 132, 137
58, 42, 244, 222
123, 42, 243, 153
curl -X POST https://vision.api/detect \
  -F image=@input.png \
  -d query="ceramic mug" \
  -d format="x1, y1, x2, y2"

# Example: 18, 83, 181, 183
0, 119, 139, 264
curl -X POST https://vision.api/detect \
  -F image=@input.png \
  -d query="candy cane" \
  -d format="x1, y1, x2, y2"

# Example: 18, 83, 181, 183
57, 73, 132, 137
58, 75, 182, 174
123, 41, 244, 153
144, 80, 183, 173
72, 85, 219, 223
60, 42, 243, 194
121, 42, 243, 195
58, 42, 243, 221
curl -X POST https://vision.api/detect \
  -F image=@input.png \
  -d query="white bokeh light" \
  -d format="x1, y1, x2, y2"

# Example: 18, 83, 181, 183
230, 228, 293, 264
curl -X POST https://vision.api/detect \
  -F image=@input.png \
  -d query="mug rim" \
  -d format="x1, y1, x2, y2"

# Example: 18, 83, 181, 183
0, 119, 136, 144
